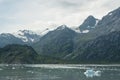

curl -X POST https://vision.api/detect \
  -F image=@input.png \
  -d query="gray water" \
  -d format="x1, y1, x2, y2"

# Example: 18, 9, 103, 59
0, 64, 120, 80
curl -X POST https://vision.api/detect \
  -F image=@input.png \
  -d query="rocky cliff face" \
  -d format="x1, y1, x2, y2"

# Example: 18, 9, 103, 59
79, 15, 99, 33
70, 31, 120, 63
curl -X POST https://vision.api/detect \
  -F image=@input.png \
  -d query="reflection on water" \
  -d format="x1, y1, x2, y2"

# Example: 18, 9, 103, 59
0, 64, 119, 80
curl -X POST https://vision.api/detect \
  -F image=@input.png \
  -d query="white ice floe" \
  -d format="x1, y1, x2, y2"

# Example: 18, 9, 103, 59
84, 69, 101, 77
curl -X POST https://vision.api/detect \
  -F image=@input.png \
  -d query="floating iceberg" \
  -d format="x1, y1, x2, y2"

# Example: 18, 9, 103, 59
84, 69, 101, 77
0, 68, 3, 70
12, 67, 16, 70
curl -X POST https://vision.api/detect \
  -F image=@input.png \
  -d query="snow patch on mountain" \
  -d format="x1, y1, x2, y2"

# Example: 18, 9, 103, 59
82, 30, 89, 33
56, 25, 67, 30
70, 27, 81, 33
13, 30, 29, 42
95, 19, 99, 26
0, 33, 12, 37
108, 12, 113, 16
13, 30, 40, 43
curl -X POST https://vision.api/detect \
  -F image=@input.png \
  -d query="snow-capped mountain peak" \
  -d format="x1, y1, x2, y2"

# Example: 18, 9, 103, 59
56, 25, 68, 30
0, 33, 12, 37
13, 30, 40, 43
79, 15, 99, 33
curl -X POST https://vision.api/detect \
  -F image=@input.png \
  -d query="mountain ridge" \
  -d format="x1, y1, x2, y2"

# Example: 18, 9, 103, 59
0, 7, 120, 64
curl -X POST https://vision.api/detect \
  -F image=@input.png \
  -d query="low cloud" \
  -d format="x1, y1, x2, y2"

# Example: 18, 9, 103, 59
0, 0, 120, 33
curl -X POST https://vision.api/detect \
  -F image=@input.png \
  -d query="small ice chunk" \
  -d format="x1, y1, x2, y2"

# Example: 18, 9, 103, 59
27, 70, 34, 74
12, 67, 15, 70
94, 71, 101, 76
84, 69, 101, 77
0, 68, 3, 70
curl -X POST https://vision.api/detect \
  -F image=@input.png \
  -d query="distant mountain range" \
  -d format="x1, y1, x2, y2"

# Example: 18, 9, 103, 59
0, 7, 120, 64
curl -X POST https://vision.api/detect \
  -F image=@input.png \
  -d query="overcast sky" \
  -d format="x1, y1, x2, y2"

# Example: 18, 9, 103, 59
0, 0, 120, 33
